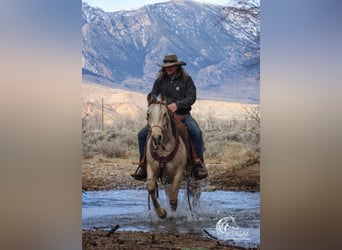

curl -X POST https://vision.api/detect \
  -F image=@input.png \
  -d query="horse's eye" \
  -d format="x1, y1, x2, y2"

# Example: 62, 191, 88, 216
146, 113, 150, 120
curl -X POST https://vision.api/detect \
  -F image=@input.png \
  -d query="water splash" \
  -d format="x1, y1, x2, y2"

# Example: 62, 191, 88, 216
82, 189, 260, 247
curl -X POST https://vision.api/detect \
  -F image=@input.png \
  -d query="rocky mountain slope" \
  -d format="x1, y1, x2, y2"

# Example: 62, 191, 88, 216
82, 0, 260, 102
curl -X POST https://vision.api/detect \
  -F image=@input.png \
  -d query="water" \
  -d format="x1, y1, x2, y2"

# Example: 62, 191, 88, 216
82, 189, 260, 248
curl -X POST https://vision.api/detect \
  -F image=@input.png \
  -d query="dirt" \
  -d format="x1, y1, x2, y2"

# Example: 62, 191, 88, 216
82, 158, 259, 192
82, 230, 259, 250
82, 157, 260, 250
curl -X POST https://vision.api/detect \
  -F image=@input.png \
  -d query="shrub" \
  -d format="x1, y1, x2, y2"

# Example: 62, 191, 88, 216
99, 140, 126, 158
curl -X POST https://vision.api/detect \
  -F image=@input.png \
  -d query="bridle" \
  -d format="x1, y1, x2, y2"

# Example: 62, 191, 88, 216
150, 124, 163, 130
148, 104, 180, 182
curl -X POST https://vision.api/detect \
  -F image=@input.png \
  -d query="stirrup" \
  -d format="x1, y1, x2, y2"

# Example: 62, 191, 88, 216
194, 162, 208, 180
131, 165, 147, 181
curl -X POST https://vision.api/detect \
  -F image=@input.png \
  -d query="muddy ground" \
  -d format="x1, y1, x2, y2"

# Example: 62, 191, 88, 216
82, 158, 259, 192
82, 230, 260, 250
82, 157, 260, 250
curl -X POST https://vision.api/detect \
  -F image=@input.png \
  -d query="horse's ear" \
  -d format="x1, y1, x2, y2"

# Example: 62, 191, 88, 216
160, 95, 167, 105
147, 93, 157, 105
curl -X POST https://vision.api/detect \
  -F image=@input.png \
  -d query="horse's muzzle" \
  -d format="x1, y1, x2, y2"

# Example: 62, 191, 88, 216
152, 134, 162, 146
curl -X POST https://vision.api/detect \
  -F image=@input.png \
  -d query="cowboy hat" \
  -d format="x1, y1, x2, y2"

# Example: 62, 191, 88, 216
158, 54, 186, 67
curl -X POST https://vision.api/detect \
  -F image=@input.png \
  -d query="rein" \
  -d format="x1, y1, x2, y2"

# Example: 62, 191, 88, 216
150, 128, 180, 167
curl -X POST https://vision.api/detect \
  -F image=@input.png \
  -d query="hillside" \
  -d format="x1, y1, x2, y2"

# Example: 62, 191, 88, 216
82, 0, 260, 102
82, 81, 255, 126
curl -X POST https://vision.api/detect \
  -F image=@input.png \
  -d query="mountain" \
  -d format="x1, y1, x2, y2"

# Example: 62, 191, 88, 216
82, 0, 260, 103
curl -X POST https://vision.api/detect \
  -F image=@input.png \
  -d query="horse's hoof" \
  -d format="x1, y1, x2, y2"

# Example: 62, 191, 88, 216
170, 200, 177, 211
156, 208, 167, 218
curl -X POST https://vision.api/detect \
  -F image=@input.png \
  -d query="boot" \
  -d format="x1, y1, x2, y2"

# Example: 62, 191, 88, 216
190, 143, 208, 180
131, 165, 146, 181
131, 160, 147, 181
194, 160, 208, 180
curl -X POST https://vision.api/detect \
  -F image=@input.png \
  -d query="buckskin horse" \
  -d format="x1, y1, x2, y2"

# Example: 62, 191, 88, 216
145, 94, 198, 218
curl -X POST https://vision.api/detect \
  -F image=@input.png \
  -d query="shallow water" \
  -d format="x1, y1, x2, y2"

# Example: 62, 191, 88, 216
82, 189, 260, 247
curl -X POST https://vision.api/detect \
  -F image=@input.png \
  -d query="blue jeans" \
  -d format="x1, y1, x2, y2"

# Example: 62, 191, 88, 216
138, 114, 204, 162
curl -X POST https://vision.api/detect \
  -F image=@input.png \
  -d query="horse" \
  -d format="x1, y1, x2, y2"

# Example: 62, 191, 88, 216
145, 94, 189, 219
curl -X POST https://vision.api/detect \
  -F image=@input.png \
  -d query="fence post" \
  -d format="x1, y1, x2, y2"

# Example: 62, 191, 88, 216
102, 98, 104, 131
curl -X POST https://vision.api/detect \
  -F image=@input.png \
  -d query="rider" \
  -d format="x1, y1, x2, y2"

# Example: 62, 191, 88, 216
131, 54, 208, 181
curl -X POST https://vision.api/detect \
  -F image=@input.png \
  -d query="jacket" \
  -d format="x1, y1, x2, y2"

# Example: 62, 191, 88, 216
150, 72, 196, 115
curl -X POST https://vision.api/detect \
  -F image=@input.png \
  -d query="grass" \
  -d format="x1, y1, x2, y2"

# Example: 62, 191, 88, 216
82, 117, 259, 167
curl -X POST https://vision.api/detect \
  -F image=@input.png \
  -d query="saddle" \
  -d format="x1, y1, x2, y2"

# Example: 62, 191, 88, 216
171, 113, 202, 168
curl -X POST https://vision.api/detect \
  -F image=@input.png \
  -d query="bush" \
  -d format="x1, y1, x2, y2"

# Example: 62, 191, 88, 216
82, 128, 139, 159
82, 116, 259, 166
99, 140, 126, 158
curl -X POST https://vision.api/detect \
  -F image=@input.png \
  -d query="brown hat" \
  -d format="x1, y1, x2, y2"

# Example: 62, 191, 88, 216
158, 54, 186, 67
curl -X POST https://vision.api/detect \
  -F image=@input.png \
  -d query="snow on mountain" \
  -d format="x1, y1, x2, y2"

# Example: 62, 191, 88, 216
82, 0, 260, 103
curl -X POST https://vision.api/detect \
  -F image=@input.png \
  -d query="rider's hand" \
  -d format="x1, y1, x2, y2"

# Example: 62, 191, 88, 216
167, 103, 177, 113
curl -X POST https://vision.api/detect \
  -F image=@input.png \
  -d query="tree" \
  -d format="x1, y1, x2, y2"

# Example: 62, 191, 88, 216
242, 103, 260, 155
220, 0, 260, 75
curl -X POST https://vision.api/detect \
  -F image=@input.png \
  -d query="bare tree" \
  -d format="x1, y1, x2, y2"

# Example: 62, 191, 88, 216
241, 103, 260, 155
220, 0, 260, 76
242, 104, 260, 123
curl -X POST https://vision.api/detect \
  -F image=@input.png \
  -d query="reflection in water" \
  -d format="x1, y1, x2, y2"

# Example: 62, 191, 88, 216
82, 189, 260, 247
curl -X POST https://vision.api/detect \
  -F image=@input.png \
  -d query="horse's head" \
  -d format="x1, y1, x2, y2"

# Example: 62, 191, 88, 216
147, 94, 170, 147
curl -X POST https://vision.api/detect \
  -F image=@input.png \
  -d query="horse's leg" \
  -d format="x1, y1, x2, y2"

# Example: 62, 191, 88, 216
164, 182, 173, 209
169, 171, 183, 211
147, 166, 167, 218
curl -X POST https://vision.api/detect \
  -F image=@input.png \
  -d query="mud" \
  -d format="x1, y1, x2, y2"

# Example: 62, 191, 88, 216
82, 158, 259, 192
82, 230, 260, 250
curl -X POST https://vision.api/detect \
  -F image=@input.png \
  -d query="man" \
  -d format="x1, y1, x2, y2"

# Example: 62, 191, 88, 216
131, 54, 208, 180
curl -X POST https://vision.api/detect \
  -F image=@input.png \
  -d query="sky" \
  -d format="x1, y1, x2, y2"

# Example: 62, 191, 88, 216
83, 0, 232, 12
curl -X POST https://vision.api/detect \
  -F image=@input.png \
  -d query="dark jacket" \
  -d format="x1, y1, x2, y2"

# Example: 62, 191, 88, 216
150, 72, 196, 115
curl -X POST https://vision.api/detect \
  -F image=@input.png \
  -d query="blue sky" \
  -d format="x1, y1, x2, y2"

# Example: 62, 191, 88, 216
83, 0, 231, 12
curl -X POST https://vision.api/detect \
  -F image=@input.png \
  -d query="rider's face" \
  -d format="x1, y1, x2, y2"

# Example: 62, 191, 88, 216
164, 65, 178, 76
